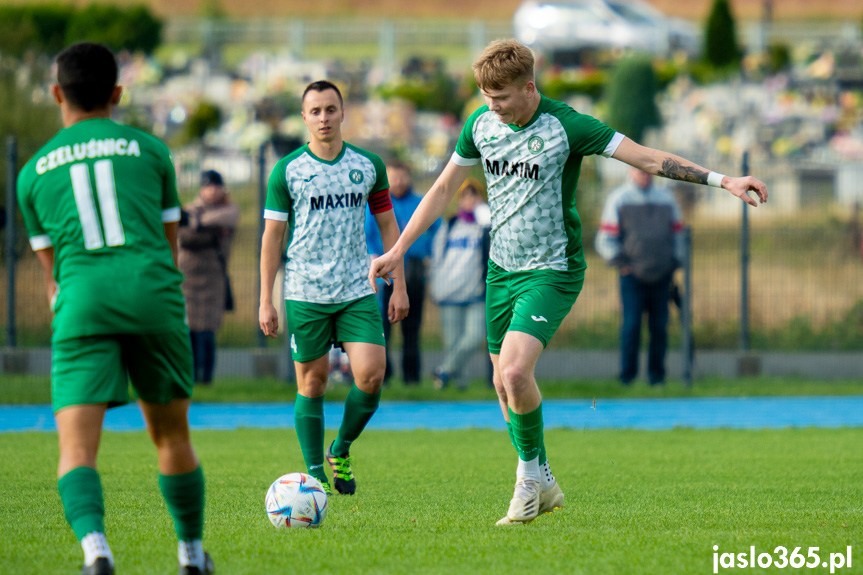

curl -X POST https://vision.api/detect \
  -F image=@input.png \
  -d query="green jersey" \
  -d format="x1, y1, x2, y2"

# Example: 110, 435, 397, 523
453, 94, 621, 273
17, 118, 186, 342
264, 142, 389, 304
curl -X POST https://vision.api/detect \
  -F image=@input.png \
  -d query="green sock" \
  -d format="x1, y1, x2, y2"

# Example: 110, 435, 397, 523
332, 385, 381, 457
506, 421, 517, 450
159, 466, 205, 541
58, 467, 105, 541
507, 420, 546, 463
508, 404, 544, 462
294, 394, 328, 485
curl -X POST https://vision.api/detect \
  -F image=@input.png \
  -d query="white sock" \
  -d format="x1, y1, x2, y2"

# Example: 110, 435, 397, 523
179, 539, 205, 570
516, 456, 541, 483
540, 460, 556, 489
81, 532, 113, 567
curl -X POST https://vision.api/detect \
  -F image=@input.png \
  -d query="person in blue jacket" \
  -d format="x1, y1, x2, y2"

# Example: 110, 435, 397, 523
365, 160, 440, 385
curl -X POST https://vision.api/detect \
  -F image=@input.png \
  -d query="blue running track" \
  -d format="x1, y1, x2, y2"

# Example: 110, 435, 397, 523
2, 396, 863, 432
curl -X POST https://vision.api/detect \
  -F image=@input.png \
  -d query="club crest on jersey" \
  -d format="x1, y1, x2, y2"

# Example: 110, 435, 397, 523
527, 136, 544, 154
349, 169, 364, 184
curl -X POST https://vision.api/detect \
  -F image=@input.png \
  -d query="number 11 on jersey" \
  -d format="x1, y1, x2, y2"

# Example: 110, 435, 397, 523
70, 159, 125, 250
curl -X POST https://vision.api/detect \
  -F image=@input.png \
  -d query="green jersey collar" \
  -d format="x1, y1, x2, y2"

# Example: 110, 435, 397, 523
506, 92, 547, 132
304, 142, 346, 165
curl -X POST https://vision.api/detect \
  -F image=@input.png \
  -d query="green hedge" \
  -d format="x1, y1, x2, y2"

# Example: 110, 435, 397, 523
0, 4, 162, 58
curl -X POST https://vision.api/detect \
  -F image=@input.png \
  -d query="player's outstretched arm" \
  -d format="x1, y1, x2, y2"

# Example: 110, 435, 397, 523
612, 137, 768, 207
374, 209, 409, 323
368, 161, 473, 287
259, 219, 287, 338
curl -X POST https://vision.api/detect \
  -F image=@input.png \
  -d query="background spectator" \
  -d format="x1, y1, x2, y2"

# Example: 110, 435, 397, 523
365, 161, 440, 385
595, 168, 685, 386
178, 170, 240, 384
430, 179, 492, 390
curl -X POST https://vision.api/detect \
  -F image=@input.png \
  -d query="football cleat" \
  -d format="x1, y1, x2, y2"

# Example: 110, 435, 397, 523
326, 443, 356, 495
321, 481, 334, 496
495, 477, 540, 526
539, 481, 565, 514
179, 551, 214, 575
81, 558, 113, 575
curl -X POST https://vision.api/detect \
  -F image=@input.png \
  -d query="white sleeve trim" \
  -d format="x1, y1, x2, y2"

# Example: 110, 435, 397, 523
601, 132, 625, 158
264, 209, 289, 221
162, 206, 181, 223
29, 234, 53, 250
450, 152, 480, 167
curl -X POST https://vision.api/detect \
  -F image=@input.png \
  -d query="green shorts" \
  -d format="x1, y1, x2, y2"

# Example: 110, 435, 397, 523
285, 295, 385, 363
485, 261, 584, 354
51, 327, 194, 413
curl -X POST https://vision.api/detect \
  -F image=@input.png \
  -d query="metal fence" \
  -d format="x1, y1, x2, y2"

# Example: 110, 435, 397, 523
163, 17, 514, 79
160, 17, 861, 64
4, 140, 863, 360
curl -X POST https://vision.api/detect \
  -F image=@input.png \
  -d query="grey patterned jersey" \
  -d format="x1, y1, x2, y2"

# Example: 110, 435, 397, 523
264, 142, 389, 303
453, 94, 622, 273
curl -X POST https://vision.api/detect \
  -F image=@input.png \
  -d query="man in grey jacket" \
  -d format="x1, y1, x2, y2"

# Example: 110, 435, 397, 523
596, 168, 685, 386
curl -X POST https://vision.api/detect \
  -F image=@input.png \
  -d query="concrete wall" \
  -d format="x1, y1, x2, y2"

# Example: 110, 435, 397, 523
4, 347, 862, 381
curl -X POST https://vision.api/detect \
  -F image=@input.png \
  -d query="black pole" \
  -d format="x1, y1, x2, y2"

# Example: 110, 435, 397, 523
5, 136, 17, 348
257, 142, 268, 349
682, 226, 693, 386
739, 151, 750, 352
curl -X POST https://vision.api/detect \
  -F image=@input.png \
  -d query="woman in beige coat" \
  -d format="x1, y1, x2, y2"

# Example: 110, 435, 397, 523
178, 170, 240, 384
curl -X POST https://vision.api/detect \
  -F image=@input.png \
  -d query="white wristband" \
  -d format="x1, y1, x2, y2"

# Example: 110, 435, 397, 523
707, 171, 726, 188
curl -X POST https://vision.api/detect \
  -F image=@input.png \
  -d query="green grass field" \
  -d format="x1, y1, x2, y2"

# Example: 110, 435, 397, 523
1, 428, 861, 574
4, 375, 863, 405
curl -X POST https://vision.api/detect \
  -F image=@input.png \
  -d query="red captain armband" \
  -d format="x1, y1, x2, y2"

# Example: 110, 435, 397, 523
368, 188, 393, 214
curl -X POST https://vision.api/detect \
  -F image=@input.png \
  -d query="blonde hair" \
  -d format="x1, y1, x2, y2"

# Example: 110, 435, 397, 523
472, 39, 535, 91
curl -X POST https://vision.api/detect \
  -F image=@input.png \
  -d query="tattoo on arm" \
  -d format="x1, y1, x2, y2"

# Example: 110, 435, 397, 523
657, 158, 709, 185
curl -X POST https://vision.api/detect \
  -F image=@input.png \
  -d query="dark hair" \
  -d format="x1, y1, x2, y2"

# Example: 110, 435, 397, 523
56, 42, 118, 112
386, 160, 412, 176
200, 170, 224, 187
302, 80, 343, 107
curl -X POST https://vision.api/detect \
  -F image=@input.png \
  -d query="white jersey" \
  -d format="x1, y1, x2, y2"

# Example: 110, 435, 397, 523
452, 94, 622, 274
264, 142, 389, 304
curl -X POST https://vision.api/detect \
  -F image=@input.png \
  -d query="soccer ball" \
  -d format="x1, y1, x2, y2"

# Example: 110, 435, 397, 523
265, 472, 328, 529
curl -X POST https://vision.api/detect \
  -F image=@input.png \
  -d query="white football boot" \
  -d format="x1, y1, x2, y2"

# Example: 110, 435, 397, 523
495, 477, 541, 526
539, 480, 565, 514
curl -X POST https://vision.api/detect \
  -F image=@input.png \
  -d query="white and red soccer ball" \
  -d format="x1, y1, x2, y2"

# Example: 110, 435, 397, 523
265, 472, 328, 529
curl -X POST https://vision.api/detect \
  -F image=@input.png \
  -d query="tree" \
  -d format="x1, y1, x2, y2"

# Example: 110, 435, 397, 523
0, 5, 74, 58
66, 5, 162, 55
0, 60, 62, 259
184, 101, 222, 143
704, 0, 741, 69
605, 55, 661, 144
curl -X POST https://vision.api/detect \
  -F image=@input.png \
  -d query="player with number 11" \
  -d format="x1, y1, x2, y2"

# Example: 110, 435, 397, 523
17, 42, 212, 575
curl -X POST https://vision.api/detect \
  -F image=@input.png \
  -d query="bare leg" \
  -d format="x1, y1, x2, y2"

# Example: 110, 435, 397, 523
55, 404, 114, 567
138, 398, 198, 475
343, 341, 386, 394
498, 331, 544, 414
56, 404, 107, 477
294, 355, 330, 398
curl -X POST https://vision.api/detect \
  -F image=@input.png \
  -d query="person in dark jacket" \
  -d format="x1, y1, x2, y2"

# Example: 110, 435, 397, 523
178, 170, 240, 384
595, 168, 685, 386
